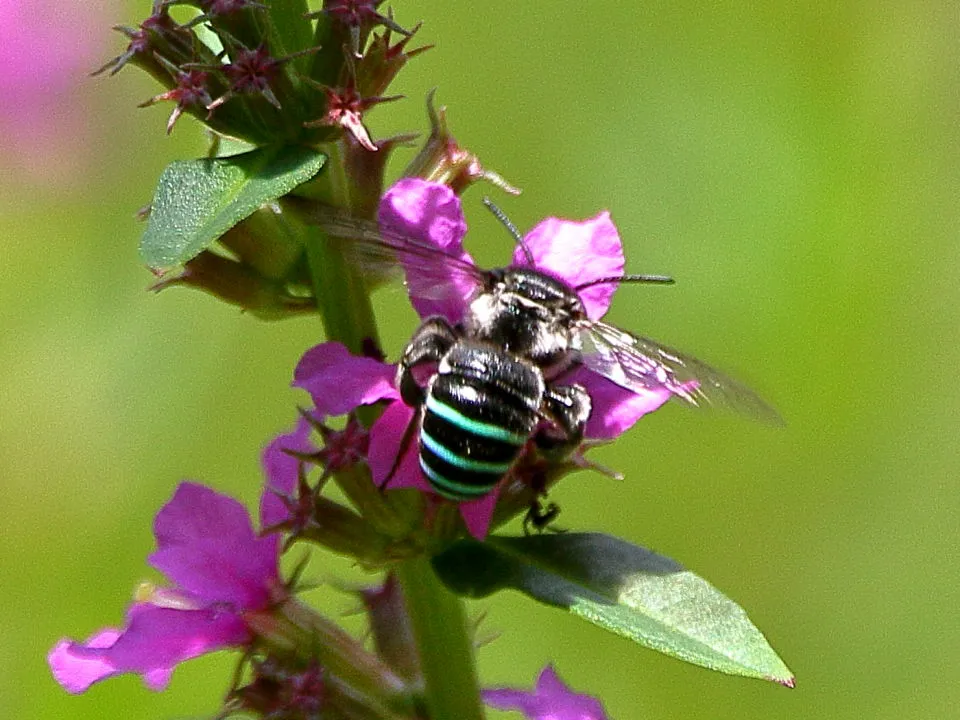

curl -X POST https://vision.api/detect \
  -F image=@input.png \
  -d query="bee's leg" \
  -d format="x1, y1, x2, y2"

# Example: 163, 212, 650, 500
380, 405, 422, 491
384, 318, 457, 492
525, 385, 591, 533
535, 383, 592, 460
523, 499, 562, 535
397, 317, 458, 407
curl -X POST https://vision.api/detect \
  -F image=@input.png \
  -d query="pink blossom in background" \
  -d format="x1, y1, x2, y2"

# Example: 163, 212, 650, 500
0, 0, 113, 181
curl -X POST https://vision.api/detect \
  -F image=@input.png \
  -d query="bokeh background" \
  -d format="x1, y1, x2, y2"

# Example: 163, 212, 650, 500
3, 1, 958, 718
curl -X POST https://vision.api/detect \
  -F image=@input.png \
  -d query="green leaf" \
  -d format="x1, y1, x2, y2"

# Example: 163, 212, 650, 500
432, 533, 794, 686
140, 146, 326, 271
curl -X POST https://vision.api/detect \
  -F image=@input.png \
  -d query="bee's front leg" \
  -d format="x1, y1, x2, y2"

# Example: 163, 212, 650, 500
397, 317, 458, 407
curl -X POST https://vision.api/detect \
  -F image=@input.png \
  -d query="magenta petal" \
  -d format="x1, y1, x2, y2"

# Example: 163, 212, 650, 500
379, 179, 476, 323
261, 417, 316, 529
482, 687, 541, 716
567, 368, 673, 440
459, 485, 500, 540
379, 179, 468, 252
48, 604, 248, 694
535, 664, 571, 697
368, 401, 429, 492
483, 664, 610, 720
149, 483, 277, 609
49, 629, 123, 694
516, 212, 624, 320
152, 482, 255, 548
143, 667, 175, 691
294, 342, 398, 417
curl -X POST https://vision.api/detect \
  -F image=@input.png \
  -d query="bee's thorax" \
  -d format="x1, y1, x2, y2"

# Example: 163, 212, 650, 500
465, 268, 584, 366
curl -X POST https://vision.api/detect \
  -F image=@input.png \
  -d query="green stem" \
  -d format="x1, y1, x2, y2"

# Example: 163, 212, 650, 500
304, 231, 379, 356
302, 140, 380, 356
298, 147, 485, 720
396, 556, 485, 720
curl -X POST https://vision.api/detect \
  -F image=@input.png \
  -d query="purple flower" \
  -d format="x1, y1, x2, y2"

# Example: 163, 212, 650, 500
0, 1, 109, 179
294, 180, 673, 539
483, 665, 610, 720
379, 178, 674, 440
48, 482, 281, 693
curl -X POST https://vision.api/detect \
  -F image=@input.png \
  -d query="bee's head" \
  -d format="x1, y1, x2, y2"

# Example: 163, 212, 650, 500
466, 267, 585, 365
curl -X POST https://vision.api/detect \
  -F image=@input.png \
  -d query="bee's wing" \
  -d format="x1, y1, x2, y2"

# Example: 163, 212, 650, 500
577, 321, 782, 424
301, 205, 486, 305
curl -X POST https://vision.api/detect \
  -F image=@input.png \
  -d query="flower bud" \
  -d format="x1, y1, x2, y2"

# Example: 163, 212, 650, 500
356, 20, 432, 99
403, 91, 521, 196
150, 250, 314, 321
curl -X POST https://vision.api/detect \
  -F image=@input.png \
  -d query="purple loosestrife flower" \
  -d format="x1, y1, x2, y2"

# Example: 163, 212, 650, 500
294, 179, 673, 539
483, 665, 610, 720
48, 482, 282, 693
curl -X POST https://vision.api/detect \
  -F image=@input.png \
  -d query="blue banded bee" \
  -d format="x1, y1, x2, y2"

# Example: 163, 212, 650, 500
307, 199, 779, 514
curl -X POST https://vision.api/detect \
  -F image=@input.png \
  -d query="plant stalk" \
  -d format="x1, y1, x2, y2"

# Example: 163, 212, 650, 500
299, 150, 485, 720
396, 556, 485, 720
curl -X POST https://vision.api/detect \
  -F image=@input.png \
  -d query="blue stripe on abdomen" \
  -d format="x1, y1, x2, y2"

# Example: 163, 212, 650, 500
425, 395, 528, 445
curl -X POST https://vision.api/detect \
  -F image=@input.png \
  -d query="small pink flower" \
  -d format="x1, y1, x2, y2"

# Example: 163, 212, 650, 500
48, 483, 281, 693
483, 665, 610, 720
304, 83, 401, 152
293, 180, 673, 539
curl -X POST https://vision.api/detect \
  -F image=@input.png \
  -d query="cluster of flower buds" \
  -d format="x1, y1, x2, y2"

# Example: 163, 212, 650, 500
105, 0, 522, 320
100, 0, 421, 146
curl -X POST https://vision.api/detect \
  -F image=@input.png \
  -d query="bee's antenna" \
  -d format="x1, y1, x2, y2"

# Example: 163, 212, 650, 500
576, 274, 675, 291
483, 197, 535, 266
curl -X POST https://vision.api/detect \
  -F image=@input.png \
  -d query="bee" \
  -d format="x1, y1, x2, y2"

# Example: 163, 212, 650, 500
308, 199, 779, 514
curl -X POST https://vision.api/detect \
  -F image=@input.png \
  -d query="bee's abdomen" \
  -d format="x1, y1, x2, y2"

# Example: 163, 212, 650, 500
419, 345, 543, 501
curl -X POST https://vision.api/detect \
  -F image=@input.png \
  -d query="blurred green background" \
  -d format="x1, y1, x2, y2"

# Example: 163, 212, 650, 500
3, 1, 958, 718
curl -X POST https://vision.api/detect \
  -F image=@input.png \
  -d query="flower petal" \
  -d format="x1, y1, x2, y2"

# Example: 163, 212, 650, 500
516, 212, 624, 320
459, 485, 501, 540
149, 483, 277, 609
294, 342, 398, 418
483, 664, 610, 720
49, 629, 123, 694
379, 178, 476, 323
260, 416, 316, 529
481, 687, 541, 716
48, 604, 248, 694
567, 367, 673, 439
367, 400, 428, 492
535, 664, 571, 697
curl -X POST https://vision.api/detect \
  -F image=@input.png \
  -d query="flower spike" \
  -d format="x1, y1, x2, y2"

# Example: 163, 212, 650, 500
93, 2, 195, 78
357, 17, 433, 98
93, 25, 153, 77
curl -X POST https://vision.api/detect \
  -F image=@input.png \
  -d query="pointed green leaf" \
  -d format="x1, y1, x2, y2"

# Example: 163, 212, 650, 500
432, 533, 794, 686
140, 146, 326, 271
